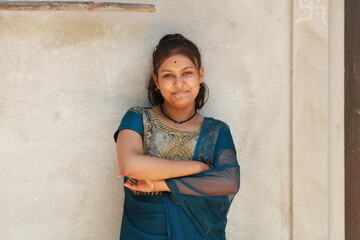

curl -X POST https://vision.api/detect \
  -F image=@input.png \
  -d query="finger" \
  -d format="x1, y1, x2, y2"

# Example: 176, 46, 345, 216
124, 182, 138, 190
123, 182, 132, 188
117, 173, 125, 178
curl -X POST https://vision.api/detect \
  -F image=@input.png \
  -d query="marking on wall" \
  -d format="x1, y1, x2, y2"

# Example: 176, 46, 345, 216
263, 0, 277, 15
295, 0, 328, 27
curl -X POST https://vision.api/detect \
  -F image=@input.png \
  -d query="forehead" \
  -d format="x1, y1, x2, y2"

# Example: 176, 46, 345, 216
159, 54, 195, 70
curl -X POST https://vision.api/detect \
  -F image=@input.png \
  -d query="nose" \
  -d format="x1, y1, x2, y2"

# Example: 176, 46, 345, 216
174, 76, 184, 87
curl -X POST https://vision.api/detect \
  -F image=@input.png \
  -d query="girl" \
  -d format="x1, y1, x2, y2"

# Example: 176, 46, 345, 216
114, 34, 240, 240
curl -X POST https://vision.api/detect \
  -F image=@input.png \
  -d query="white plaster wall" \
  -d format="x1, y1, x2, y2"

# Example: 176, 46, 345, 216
0, 0, 343, 239
292, 0, 344, 239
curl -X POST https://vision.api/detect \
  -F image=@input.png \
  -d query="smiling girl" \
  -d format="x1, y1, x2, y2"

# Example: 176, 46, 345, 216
114, 34, 240, 240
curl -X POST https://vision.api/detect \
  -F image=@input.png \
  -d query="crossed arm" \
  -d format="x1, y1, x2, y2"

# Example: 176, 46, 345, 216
116, 129, 210, 192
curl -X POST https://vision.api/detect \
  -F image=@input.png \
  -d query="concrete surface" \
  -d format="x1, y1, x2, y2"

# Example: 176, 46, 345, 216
0, 0, 344, 239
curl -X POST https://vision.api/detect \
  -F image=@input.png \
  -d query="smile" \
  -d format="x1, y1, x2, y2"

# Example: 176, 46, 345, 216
172, 90, 189, 95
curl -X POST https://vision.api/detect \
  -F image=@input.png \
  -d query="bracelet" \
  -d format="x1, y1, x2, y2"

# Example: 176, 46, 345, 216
150, 180, 154, 191
206, 163, 214, 169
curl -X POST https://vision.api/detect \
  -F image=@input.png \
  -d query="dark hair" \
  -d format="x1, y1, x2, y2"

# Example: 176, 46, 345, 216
147, 34, 208, 109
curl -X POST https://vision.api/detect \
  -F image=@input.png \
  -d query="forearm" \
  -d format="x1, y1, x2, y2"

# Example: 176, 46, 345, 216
122, 178, 170, 193
119, 154, 209, 180
166, 164, 240, 196
116, 129, 209, 180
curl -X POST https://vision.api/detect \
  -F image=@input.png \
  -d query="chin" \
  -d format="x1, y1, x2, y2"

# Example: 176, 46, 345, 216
170, 101, 195, 109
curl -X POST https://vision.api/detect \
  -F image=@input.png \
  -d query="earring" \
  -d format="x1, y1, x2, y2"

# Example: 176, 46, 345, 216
155, 88, 160, 93
200, 83, 204, 88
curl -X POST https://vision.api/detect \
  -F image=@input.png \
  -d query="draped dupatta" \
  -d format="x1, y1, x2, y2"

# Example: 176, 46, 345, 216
164, 118, 240, 240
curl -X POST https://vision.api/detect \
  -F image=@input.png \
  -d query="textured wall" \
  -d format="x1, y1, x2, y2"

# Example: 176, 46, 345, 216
0, 0, 343, 239
292, 0, 344, 239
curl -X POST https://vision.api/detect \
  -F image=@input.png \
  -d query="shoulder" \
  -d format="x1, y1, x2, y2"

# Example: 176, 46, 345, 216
118, 106, 152, 126
114, 106, 150, 142
205, 117, 235, 151
124, 106, 153, 119
204, 116, 230, 131
199, 116, 236, 153
126, 106, 151, 115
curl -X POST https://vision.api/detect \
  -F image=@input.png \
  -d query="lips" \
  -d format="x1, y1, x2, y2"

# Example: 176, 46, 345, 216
172, 90, 189, 95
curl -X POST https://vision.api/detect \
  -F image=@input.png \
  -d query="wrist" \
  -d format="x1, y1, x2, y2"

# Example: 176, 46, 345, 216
154, 180, 170, 192
199, 162, 210, 171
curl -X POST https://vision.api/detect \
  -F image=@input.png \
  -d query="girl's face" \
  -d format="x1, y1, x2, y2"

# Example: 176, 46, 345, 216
153, 54, 204, 109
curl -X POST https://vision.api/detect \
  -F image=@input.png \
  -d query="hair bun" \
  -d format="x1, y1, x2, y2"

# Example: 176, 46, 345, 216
158, 34, 186, 45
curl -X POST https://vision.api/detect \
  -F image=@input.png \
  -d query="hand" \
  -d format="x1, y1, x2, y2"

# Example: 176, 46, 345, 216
117, 173, 157, 192
123, 179, 154, 192
117, 174, 171, 192
201, 162, 212, 171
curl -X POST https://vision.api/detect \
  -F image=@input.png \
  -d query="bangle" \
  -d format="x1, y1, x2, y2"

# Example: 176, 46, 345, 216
206, 163, 214, 169
150, 180, 154, 191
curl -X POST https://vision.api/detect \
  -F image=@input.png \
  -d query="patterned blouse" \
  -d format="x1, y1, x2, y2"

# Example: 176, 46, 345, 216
114, 106, 201, 194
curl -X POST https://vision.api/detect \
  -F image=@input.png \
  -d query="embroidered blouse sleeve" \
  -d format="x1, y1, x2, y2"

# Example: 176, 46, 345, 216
113, 107, 143, 142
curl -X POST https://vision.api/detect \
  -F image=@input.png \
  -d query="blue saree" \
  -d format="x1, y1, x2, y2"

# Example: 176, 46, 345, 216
114, 107, 240, 240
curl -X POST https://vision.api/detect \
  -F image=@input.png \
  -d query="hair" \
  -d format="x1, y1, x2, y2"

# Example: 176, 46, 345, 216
147, 34, 209, 109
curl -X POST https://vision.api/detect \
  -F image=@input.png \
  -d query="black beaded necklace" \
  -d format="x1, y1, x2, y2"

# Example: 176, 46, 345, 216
160, 104, 197, 127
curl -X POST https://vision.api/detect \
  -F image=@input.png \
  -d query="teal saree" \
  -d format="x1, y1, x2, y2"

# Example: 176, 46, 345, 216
114, 107, 240, 240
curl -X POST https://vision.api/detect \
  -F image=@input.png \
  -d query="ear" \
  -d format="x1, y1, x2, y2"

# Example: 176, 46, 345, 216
152, 73, 159, 88
198, 66, 204, 84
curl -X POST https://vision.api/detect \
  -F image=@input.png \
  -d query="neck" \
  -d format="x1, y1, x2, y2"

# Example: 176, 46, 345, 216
161, 103, 196, 122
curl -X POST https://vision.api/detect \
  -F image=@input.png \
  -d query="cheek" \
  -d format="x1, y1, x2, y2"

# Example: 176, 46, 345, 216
195, 86, 201, 94
190, 83, 201, 95
158, 80, 172, 91
191, 79, 201, 89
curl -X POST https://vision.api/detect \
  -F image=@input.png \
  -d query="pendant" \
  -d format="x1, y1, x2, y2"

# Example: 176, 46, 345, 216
175, 122, 180, 127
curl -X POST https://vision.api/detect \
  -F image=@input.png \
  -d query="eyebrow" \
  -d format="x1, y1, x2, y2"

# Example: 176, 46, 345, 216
160, 66, 195, 73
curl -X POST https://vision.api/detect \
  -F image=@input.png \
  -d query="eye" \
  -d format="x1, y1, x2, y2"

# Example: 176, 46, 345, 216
163, 73, 173, 78
183, 71, 193, 76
